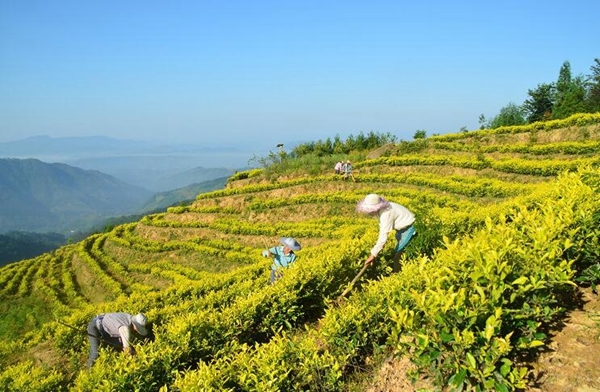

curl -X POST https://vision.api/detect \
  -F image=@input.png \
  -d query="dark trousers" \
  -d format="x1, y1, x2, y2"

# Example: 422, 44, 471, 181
270, 269, 284, 285
86, 319, 101, 369
86, 317, 121, 369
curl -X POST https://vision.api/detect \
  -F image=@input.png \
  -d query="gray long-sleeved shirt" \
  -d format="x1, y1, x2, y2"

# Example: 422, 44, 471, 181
99, 312, 135, 348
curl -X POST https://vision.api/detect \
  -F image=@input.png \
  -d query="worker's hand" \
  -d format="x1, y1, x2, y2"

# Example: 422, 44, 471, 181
364, 255, 375, 266
262, 250, 270, 257
123, 346, 134, 356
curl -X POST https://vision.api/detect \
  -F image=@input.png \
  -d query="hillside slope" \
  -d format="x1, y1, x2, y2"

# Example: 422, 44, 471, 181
139, 176, 229, 213
0, 113, 599, 391
0, 158, 153, 234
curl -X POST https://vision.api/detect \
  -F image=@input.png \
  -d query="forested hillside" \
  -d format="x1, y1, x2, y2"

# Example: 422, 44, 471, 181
0, 176, 230, 267
0, 232, 66, 268
0, 158, 153, 234
1, 113, 599, 391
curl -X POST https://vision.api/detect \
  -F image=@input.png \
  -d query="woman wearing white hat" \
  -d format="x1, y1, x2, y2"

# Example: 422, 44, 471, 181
357, 193, 415, 271
262, 237, 302, 284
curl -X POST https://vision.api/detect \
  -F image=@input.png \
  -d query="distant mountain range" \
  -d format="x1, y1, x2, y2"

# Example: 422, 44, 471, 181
0, 157, 234, 235
0, 158, 153, 234
66, 155, 236, 191
0, 136, 241, 262
0, 159, 229, 265
0, 135, 156, 157
0, 135, 256, 159
0, 135, 255, 191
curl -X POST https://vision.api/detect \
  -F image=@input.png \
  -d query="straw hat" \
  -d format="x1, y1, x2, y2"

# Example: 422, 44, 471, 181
356, 193, 390, 214
280, 237, 301, 251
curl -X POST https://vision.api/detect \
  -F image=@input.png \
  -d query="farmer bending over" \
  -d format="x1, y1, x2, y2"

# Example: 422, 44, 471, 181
263, 237, 302, 284
357, 193, 415, 272
87, 312, 149, 369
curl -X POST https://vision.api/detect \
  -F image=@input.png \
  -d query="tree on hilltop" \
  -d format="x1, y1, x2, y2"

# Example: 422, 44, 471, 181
489, 58, 600, 126
413, 130, 427, 139
490, 102, 526, 128
553, 61, 587, 119
523, 83, 555, 123
586, 58, 600, 113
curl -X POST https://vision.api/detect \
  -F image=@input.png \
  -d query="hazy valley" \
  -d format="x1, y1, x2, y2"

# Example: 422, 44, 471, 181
0, 136, 252, 265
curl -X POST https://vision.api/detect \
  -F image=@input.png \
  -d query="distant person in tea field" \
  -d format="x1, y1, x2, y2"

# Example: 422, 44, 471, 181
86, 312, 150, 369
334, 161, 343, 175
357, 193, 415, 272
262, 237, 302, 284
342, 160, 356, 182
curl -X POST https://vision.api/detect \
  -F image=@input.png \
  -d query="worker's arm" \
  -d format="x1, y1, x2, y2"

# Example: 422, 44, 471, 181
366, 214, 394, 265
262, 247, 277, 257
118, 325, 134, 354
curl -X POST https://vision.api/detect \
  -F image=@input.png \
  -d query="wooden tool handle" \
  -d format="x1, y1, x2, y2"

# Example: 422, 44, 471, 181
338, 263, 370, 300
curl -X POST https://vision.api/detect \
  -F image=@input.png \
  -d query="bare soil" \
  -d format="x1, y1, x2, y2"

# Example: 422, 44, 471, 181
528, 287, 600, 392
367, 286, 600, 392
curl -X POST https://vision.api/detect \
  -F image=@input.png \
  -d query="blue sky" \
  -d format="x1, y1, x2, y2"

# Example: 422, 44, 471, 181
1, 0, 599, 148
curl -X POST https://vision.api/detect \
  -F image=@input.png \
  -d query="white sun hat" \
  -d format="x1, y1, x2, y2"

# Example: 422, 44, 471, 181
132, 313, 148, 336
356, 193, 390, 214
280, 237, 302, 251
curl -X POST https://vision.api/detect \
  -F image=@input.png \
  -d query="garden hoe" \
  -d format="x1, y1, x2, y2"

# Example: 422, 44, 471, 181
336, 262, 370, 302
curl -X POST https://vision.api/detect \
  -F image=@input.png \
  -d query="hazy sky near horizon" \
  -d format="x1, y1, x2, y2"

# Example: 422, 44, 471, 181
1, 1, 598, 148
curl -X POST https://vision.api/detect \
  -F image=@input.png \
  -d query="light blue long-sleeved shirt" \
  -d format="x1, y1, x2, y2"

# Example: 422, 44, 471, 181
263, 246, 297, 270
